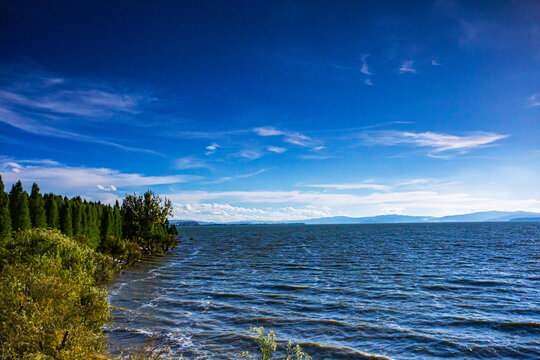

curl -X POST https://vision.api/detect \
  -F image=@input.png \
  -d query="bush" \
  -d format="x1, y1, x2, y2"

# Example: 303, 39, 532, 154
0, 229, 110, 360
239, 327, 312, 360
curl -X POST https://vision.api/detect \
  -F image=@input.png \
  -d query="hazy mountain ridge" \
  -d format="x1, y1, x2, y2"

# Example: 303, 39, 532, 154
172, 211, 540, 226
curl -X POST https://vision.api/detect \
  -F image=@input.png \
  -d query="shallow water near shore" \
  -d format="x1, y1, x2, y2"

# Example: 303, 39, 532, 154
105, 223, 540, 359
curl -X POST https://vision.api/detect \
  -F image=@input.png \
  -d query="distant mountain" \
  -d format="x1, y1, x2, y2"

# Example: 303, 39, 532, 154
509, 217, 540, 222
298, 215, 436, 224
173, 211, 540, 226
436, 211, 540, 222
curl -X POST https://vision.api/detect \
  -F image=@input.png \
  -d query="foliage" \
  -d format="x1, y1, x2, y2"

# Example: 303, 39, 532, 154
239, 327, 312, 360
121, 191, 176, 254
0, 175, 11, 240
9, 181, 31, 231
29, 183, 47, 228
1, 178, 178, 265
0, 229, 110, 360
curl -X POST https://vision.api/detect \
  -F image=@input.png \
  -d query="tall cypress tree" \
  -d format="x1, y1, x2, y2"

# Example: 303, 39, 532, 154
60, 197, 73, 236
9, 181, 31, 231
113, 201, 122, 237
100, 206, 113, 242
29, 183, 47, 228
0, 175, 12, 239
45, 194, 60, 229
72, 197, 83, 236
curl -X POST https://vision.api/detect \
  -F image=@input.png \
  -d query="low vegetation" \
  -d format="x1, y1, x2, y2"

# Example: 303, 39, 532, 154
0, 175, 310, 360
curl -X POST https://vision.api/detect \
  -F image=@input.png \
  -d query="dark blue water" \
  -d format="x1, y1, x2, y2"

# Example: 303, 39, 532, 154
106, 223, 540, 359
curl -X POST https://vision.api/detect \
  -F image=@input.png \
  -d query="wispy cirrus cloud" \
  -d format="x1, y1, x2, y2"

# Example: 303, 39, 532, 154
0, 107, 164, 156
305, 182, 390, 191
266, 145, 287, 153
360, 54, 372, 75
174, 156, 211, 170
205, 143, 220, 155
0, 67, 162, 155
204, 168, 269, 184
527, 93, 540, 107
399, 60, 416, 73
253, 126, 315, 147
361, 130, 508, 156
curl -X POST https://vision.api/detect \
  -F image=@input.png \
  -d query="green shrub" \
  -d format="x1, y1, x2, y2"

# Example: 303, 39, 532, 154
239, 327, 311, 360
0, 229, 110, 360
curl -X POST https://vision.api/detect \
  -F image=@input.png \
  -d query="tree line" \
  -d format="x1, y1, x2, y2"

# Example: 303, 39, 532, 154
0, 175, 178, 265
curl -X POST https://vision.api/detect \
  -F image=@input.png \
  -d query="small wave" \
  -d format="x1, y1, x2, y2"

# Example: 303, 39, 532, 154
284, 266, 323, 271
299, 341, 395, 360
262, 284, 314, 291
448, 318, 540, 333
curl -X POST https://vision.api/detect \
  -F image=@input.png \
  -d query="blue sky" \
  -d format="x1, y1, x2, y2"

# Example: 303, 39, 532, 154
0, 0, 539, 222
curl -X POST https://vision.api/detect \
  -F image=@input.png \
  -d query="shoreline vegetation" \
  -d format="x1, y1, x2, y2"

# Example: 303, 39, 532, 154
0, 175, 312, 360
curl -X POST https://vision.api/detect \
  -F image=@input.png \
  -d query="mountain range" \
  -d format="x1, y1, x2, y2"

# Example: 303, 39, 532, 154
172, 211, 540, 226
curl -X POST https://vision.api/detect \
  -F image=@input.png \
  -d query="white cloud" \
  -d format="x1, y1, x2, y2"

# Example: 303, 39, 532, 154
174, 157, 210, 169
204, 168, 268, 184
361, 54, 372, 75
266, 145, 287, 153
173, 202, 331, 222
205, 143, 220, 155
399, 60, 416, 73
362, 130, 508, 155
305, 182, 390, 191
364, 78, 373, 86
0, 87, 162, 156
253, 126, 314, 147
1, 158, 197, 194
527, 93, 540, 108
164, 188, 540, 221
238, 150, 262, 160
253, 127, 284, 136
431, 59, 442, 66
97, 184, 117, 191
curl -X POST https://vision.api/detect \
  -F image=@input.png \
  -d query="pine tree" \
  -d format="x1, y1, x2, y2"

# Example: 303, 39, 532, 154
100, 206, 113, 243
29, 183, 47, 228
60, 198, 73, 236
9, 181, 31, 231
45, 194, 60, 229
71, 198, 83, 236
0, 175, 12, 239
113, 202, 122, 237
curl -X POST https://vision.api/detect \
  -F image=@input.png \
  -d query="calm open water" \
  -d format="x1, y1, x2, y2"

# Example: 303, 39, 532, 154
106, 223, 540, 359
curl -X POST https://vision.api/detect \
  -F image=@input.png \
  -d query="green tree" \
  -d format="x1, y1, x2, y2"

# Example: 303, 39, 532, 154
29, 183, 47, 228
0, 175, 11, 239
72, 197, 83, 236
121, 191, 175, 253
59, 198, 73, 236
100, 206, 113, 242
45, 194, 60, 229
9, 181, 31, 231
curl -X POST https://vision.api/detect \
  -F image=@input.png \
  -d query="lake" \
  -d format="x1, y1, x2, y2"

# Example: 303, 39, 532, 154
106, 223, 540, 359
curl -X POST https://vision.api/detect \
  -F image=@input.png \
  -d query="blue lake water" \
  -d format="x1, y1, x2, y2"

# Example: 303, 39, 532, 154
106, 223, 540, 359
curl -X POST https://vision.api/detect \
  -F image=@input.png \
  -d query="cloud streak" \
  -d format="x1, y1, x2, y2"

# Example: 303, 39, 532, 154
253, 126, 314, 147
399, 60, 416, 73
360, 54, 372, 75
0, 68, 162, 156
527, 93, 540, 107
361, 130, 508, 156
